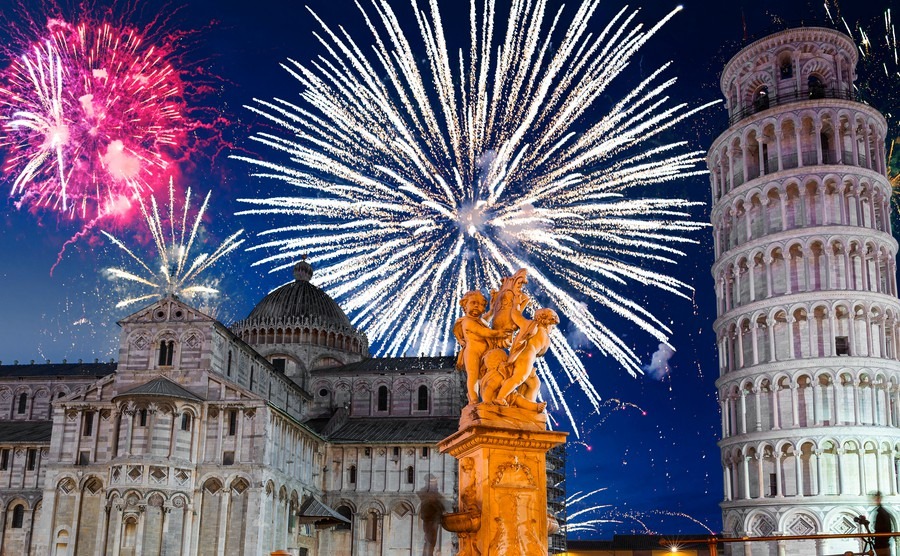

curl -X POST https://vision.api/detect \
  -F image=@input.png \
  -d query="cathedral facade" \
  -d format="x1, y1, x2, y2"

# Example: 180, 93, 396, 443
708, 26, 899, 555
0, 260, 464, 555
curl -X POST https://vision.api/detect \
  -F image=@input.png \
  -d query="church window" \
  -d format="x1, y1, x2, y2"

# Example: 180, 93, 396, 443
223, 451, 235, 465
421, 447, 429, 458
250, 366, 255, 389
406, 466, 414, 484
393, 447, 400, 458
377, 386, 389, 412
181, 412, 192, 432
77, 451, 89, 466
349, 465, 357, 484
228, 411, 237, 435
226, 351, 232, 377
16, 393, 26, 414
10, 504, 24, 528
364, 448, 370, 456
318, 388, 329, 397
139, 409, 148, 427
0, 449, 8, 470
26, 449, 36, 470
417, 385, 429, 411
335, 506, 352, 530
57, 392, 64, 399
272, 358, 286, 373
82, 412, 94, 436
158, 340, 175, 366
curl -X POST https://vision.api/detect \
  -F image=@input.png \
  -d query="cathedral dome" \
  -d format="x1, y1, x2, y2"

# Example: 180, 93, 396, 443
247, 260, 351, 327
231, 259, 369, 367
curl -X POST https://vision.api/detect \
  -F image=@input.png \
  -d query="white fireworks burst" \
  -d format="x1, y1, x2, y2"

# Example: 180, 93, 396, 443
102, 179, 245, 309
234, 0, 716, 432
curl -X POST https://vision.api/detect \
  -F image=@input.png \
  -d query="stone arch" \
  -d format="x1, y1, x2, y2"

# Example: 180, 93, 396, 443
781, 509, 821, 536
746, 509, 778, 536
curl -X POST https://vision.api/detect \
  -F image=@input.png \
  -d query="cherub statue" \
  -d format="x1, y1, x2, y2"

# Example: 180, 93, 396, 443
487, 269, 530, 336
454, 291, 511, 404
479, 348, 546, 412
494, 308, 559, 405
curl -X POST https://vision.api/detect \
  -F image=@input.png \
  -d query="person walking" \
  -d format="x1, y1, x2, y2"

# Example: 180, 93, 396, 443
873, 491, 893, 556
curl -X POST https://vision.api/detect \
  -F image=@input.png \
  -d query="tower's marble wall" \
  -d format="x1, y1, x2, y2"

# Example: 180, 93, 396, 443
709, 26, 899, 556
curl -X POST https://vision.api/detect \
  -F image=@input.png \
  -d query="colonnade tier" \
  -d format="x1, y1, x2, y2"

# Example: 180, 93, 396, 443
711, 169, 893, 260
707, 102, 888, 203
713, 233, 898, 317
719, 434, 900, 502
715, 361, 900, 437
718, 28, 858, 123
714, 294, 900, 375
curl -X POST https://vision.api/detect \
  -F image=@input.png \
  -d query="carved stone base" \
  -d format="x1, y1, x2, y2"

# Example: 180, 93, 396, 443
439, 425, 567, 556
458, 403, 548, 432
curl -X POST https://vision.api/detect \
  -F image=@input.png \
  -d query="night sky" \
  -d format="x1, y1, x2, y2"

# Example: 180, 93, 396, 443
0, 0, 894, 539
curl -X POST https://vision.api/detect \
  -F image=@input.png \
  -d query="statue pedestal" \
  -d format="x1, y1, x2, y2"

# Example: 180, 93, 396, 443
439, 419, 567, 556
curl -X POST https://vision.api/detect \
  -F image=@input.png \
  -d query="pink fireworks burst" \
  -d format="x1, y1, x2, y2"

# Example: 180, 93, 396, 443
0, 15, 190, 222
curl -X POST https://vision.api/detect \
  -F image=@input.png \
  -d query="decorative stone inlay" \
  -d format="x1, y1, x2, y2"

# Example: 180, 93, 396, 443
175, 469, 191, 485
752, 514, 776, 537
127, 466, 142, 482
149, 466, 167, 483
788, 514, 816, 536
84, 477, 102, 494
58, 478, 76, 494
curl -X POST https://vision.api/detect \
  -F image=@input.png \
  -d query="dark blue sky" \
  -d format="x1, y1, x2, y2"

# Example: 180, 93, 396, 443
0, 0, 893, 539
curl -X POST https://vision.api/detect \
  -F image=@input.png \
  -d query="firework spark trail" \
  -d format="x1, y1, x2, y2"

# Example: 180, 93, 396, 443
235, 0, 718, 433
102, 178, 245, 309
0, 17, 189, 222
562, 488, 715, 535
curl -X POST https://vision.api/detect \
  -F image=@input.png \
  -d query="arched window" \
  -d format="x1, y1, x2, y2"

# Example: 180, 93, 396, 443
377, 386, 389, 412
158, 340, 174, 366
181, 412, 191, 431
11, 504, 24, 528
336, 505, 352, 530
808, 75, 825, 99
406, 466, 414, 484
780, 57, 793, 79
417, 385, 429, 411
753, 86, 769, 112
349, 465, 357, 484
16, 393, 27, 414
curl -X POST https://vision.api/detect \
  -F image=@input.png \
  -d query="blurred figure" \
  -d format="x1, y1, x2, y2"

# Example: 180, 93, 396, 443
419, 475, 447, 556
873, 491, 892, 556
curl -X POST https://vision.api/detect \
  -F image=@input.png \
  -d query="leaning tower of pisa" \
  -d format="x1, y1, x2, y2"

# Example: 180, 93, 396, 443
708, 27, 898, 555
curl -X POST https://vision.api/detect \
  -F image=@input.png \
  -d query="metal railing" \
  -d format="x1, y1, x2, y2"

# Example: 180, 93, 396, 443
729, 88, 856, 125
